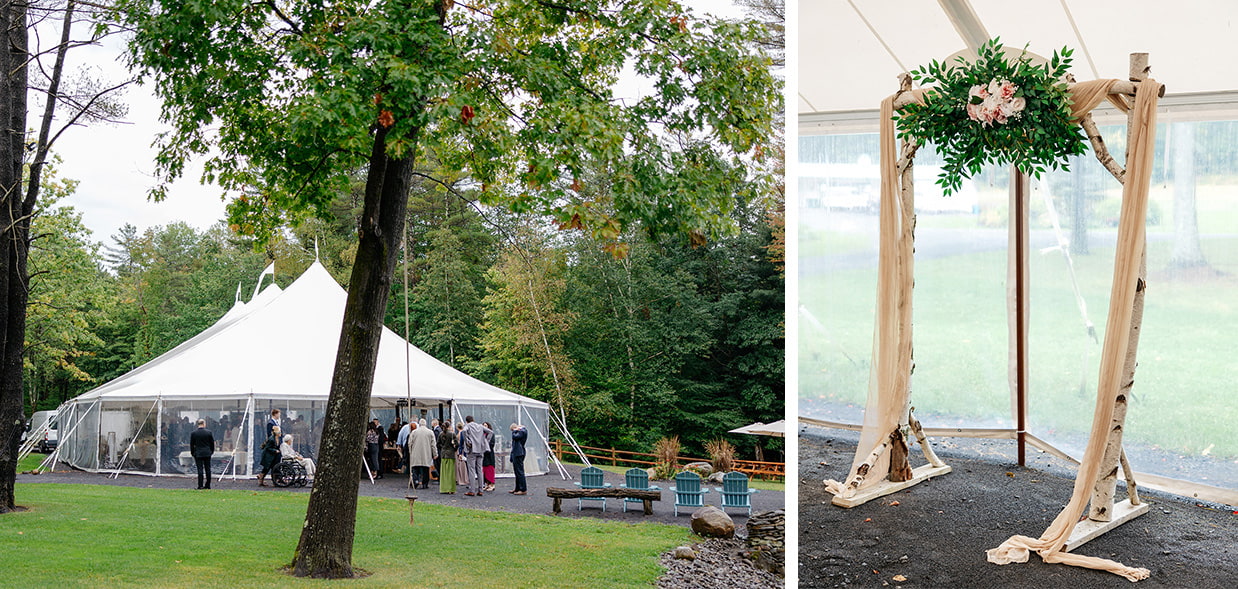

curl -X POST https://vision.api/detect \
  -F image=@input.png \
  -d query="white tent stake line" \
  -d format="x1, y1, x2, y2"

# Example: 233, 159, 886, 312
46, 401, 93, 472
31, 400, 73, 470
110, 396, 161, 478
545, 401, 590, 469
521, 404, 569, 480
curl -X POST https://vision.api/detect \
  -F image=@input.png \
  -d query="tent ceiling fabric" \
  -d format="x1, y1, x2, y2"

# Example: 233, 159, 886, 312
800, 0, 1238, 118
75, 261, 546, 408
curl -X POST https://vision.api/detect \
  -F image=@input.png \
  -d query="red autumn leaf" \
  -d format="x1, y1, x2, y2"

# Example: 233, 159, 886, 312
378, 110, 395, 128
373, 93, 383, 105
460, 104, 475, 124
602, 242, 630, 259
557, 213, 584, 231
571, 177, 582, 192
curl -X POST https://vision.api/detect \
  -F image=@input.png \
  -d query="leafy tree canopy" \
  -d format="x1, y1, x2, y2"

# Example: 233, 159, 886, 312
115, 0, 781, 248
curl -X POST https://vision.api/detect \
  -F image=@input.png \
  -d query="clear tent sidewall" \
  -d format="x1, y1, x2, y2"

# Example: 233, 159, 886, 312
57, 395, 551, 479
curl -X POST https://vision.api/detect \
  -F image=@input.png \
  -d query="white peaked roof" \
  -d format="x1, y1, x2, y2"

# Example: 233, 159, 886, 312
75, 261, 546, 408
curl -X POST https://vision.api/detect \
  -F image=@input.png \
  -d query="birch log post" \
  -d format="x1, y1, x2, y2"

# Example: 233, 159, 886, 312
1088, 53, 1152, 522
830, 437, 892, 497
908, 406, 946, 468
888, 72, 919, 483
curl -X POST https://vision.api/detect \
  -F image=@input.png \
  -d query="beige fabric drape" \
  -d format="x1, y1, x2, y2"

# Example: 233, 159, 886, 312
824, 89, 926, 498
986, 78, 1160, 581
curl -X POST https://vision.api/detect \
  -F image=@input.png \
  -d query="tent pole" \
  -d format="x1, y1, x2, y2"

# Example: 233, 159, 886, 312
155, 398, 163, 476
1014, 168, 1030, 466
246, 393, 254, 477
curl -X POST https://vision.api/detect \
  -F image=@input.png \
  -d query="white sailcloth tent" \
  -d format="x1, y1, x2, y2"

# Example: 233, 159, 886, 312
55, 261, 552, 478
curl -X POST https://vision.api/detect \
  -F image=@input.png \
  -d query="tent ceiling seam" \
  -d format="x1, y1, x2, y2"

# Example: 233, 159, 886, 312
1060, 0, 1100, 79
937, 0, 991, 53
845, 0, 909, 75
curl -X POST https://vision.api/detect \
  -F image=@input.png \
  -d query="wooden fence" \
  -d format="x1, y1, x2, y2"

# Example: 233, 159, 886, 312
549, 440, 785, 480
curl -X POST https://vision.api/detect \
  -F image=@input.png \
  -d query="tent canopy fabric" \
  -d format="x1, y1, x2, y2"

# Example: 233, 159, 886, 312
800, 0, 1238, 122
73, 261, 547, 409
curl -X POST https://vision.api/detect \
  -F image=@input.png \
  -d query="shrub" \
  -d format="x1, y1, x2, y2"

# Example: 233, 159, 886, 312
652, 436, 680, 480
705, 438, 736, 473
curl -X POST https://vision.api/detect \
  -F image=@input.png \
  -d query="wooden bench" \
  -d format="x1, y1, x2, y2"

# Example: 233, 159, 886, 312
546, 487, 661, 515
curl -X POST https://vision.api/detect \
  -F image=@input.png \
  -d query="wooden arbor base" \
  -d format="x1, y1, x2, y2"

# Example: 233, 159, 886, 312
831, 463, 952, 508
1065, 499, 1149, 552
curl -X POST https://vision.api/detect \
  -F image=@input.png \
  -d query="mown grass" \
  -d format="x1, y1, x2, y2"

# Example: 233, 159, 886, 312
800, 228, 1238, 460
18, 453, 46, 473
1, 484, 693, 588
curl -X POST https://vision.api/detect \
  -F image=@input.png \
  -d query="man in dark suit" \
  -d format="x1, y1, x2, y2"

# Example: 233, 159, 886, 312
189, 419, 215, 489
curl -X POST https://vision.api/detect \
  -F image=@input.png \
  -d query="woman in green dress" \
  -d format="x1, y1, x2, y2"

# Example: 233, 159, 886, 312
437, 420, 457, 493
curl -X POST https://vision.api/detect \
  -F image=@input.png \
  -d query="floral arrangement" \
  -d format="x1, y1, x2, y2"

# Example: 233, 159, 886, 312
894, 38, 1086, 195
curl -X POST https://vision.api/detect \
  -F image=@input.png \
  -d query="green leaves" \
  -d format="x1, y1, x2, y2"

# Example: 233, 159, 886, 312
894, 38, 1086, 194
117, 0, 779, 248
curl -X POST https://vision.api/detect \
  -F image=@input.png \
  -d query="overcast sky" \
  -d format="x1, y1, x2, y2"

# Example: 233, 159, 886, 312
48, 0, 751, 245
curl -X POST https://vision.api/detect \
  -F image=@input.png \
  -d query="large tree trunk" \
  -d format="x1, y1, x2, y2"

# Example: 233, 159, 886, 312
290, 124, 415, 577
0, 0, 30, 515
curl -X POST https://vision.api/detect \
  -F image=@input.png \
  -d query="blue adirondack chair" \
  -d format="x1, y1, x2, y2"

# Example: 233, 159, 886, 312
715, 471, 760, 516
619, 468, 661, 513
669, 471, 710, 516
573, 466, 612, 511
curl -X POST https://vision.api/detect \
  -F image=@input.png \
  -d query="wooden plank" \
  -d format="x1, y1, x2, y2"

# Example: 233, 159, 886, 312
831, 463, 952, 508
1064, 499, 1150, 552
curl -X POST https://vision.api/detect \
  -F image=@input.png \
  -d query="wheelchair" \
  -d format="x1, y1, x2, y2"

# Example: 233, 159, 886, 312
271, 458, 309, 488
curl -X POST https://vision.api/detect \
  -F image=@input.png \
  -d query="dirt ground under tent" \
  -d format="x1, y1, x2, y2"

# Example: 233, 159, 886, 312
800, 427, 1237, 588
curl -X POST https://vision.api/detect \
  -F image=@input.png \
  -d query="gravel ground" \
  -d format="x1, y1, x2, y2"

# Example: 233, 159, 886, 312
800, 426, 1237, 589
657, 537, 784, 589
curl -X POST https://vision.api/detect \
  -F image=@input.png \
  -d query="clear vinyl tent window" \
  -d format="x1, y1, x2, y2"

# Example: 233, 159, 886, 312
799, 110, 1238, 498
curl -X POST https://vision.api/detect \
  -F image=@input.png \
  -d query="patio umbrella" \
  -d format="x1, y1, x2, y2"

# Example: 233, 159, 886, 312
728, 420, 785, 438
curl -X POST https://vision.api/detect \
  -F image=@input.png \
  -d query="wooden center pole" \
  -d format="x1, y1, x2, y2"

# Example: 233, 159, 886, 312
1014, 168, 1029, 466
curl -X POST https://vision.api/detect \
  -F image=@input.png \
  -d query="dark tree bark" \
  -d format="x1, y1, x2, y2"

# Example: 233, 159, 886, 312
290, 123, 417, 577
0, 0, 30, 515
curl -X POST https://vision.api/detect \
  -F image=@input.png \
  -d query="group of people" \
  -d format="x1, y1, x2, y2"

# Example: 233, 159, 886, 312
378, 414, 529, 496
190, 407, 525, 495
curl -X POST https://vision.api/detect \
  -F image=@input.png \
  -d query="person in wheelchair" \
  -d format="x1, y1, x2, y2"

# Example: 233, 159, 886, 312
280, 434, 316, 480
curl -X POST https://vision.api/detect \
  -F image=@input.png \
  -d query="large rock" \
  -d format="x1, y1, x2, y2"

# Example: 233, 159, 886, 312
684, 461, 713, 477
690, 505, 735, 538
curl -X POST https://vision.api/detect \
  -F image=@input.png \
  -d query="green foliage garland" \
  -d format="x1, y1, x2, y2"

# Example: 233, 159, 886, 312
895, 38, 1086, 195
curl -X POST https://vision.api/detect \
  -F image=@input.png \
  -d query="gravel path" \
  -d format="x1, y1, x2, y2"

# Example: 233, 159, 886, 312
800, 426, 1237, 588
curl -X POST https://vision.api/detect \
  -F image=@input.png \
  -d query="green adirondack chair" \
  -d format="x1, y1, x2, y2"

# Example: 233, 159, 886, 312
715, 471, 760, 515
619, 468, 661, 513
670, 471, 710, 516
573, 466, 612, 511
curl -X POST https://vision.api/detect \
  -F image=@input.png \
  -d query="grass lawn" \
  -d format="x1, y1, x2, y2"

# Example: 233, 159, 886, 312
1, 484, 693, 588
566, 462, 785, 492
18, 453, 46, 473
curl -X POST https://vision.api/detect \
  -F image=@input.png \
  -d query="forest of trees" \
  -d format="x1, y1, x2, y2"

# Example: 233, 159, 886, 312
23, 168, 784, 461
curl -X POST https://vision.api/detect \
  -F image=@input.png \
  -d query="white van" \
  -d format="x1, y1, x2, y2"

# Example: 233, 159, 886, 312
25, 410, 58, 453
